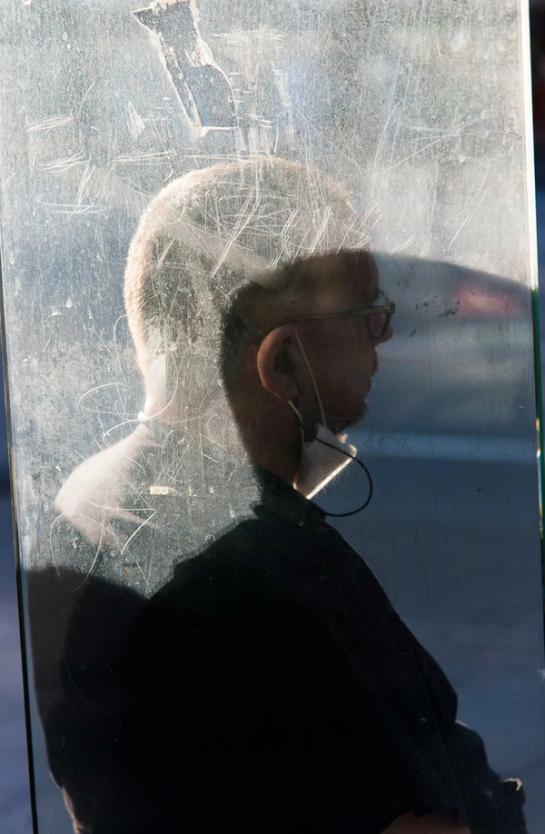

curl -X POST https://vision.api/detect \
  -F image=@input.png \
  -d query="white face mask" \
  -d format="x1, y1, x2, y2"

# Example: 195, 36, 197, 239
291, 408, 357, 499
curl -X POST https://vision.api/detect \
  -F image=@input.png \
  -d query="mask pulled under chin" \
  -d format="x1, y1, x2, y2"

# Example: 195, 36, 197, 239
294, 423, 357, 500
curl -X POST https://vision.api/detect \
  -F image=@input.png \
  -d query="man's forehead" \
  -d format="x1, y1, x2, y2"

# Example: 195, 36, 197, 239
302, 251, 380, 314
248, 249, 380, 336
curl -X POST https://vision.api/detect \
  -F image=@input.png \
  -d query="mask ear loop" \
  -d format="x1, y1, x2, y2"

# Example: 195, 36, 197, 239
290, 328, 327, 429
287, 399, 305, 428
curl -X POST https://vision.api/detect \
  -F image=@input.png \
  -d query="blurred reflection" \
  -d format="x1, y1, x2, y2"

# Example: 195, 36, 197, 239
29, 160, 528, 833
47, 158, 370, 593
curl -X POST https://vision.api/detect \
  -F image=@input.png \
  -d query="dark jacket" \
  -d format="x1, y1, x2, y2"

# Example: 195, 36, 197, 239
119, 471, 526, 834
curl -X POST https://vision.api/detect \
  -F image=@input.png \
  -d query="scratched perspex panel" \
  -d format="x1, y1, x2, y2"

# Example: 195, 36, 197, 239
0, 1, 544, 832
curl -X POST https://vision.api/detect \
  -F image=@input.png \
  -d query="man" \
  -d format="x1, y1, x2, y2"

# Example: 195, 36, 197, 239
33, 158, 526, 833
120, 256, 526, 830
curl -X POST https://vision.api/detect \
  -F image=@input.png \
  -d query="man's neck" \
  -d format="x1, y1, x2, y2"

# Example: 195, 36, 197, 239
251, 447, 298, 489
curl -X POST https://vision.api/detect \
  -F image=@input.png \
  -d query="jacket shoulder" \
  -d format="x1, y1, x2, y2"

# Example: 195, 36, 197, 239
156, 517, 287, 617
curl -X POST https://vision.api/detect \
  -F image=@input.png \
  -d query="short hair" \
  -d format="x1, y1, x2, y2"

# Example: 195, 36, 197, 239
124, 158, 369, 407
220, 249, 379, 399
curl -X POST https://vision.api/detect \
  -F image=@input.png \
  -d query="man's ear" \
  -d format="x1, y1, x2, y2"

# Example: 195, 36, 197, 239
256, 326, 299, 402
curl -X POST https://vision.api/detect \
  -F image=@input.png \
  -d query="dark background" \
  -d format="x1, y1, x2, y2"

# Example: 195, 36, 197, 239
3, 5, 545, 832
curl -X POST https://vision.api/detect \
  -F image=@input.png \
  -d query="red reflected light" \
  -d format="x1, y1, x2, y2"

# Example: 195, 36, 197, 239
456, 282, 523, 317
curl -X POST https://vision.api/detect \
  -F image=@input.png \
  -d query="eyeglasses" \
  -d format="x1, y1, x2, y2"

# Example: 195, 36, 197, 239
256, 291, 395, 343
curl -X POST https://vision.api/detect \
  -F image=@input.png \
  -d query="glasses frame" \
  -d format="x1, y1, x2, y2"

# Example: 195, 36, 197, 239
254, 291, 396, 344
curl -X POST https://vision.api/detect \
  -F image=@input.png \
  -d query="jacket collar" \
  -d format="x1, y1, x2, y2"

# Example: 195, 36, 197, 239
253, 466, 327, 531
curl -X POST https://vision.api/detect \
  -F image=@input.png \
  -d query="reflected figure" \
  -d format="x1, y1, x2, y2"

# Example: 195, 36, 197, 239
30, 159, 527, 834
51, 158, 368, 593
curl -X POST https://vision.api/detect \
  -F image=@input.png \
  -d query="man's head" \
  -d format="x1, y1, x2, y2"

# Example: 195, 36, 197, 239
221, 249, 392, 430
123, 158, 369, 421
123, 157, 387, 485
220, 249, 393, 482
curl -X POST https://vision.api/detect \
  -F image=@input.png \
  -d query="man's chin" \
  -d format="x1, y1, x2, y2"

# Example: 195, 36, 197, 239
332, 402, 368, 434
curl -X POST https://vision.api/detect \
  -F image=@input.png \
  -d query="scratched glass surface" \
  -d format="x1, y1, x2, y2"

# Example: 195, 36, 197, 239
0, 1, 543, 832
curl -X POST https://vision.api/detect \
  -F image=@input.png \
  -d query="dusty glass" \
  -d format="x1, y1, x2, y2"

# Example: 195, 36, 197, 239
0, 1, 543, 832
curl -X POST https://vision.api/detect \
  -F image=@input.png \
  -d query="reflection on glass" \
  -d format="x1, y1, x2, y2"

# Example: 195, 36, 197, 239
0, 1, 542, 833
26, 159, 527, 834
